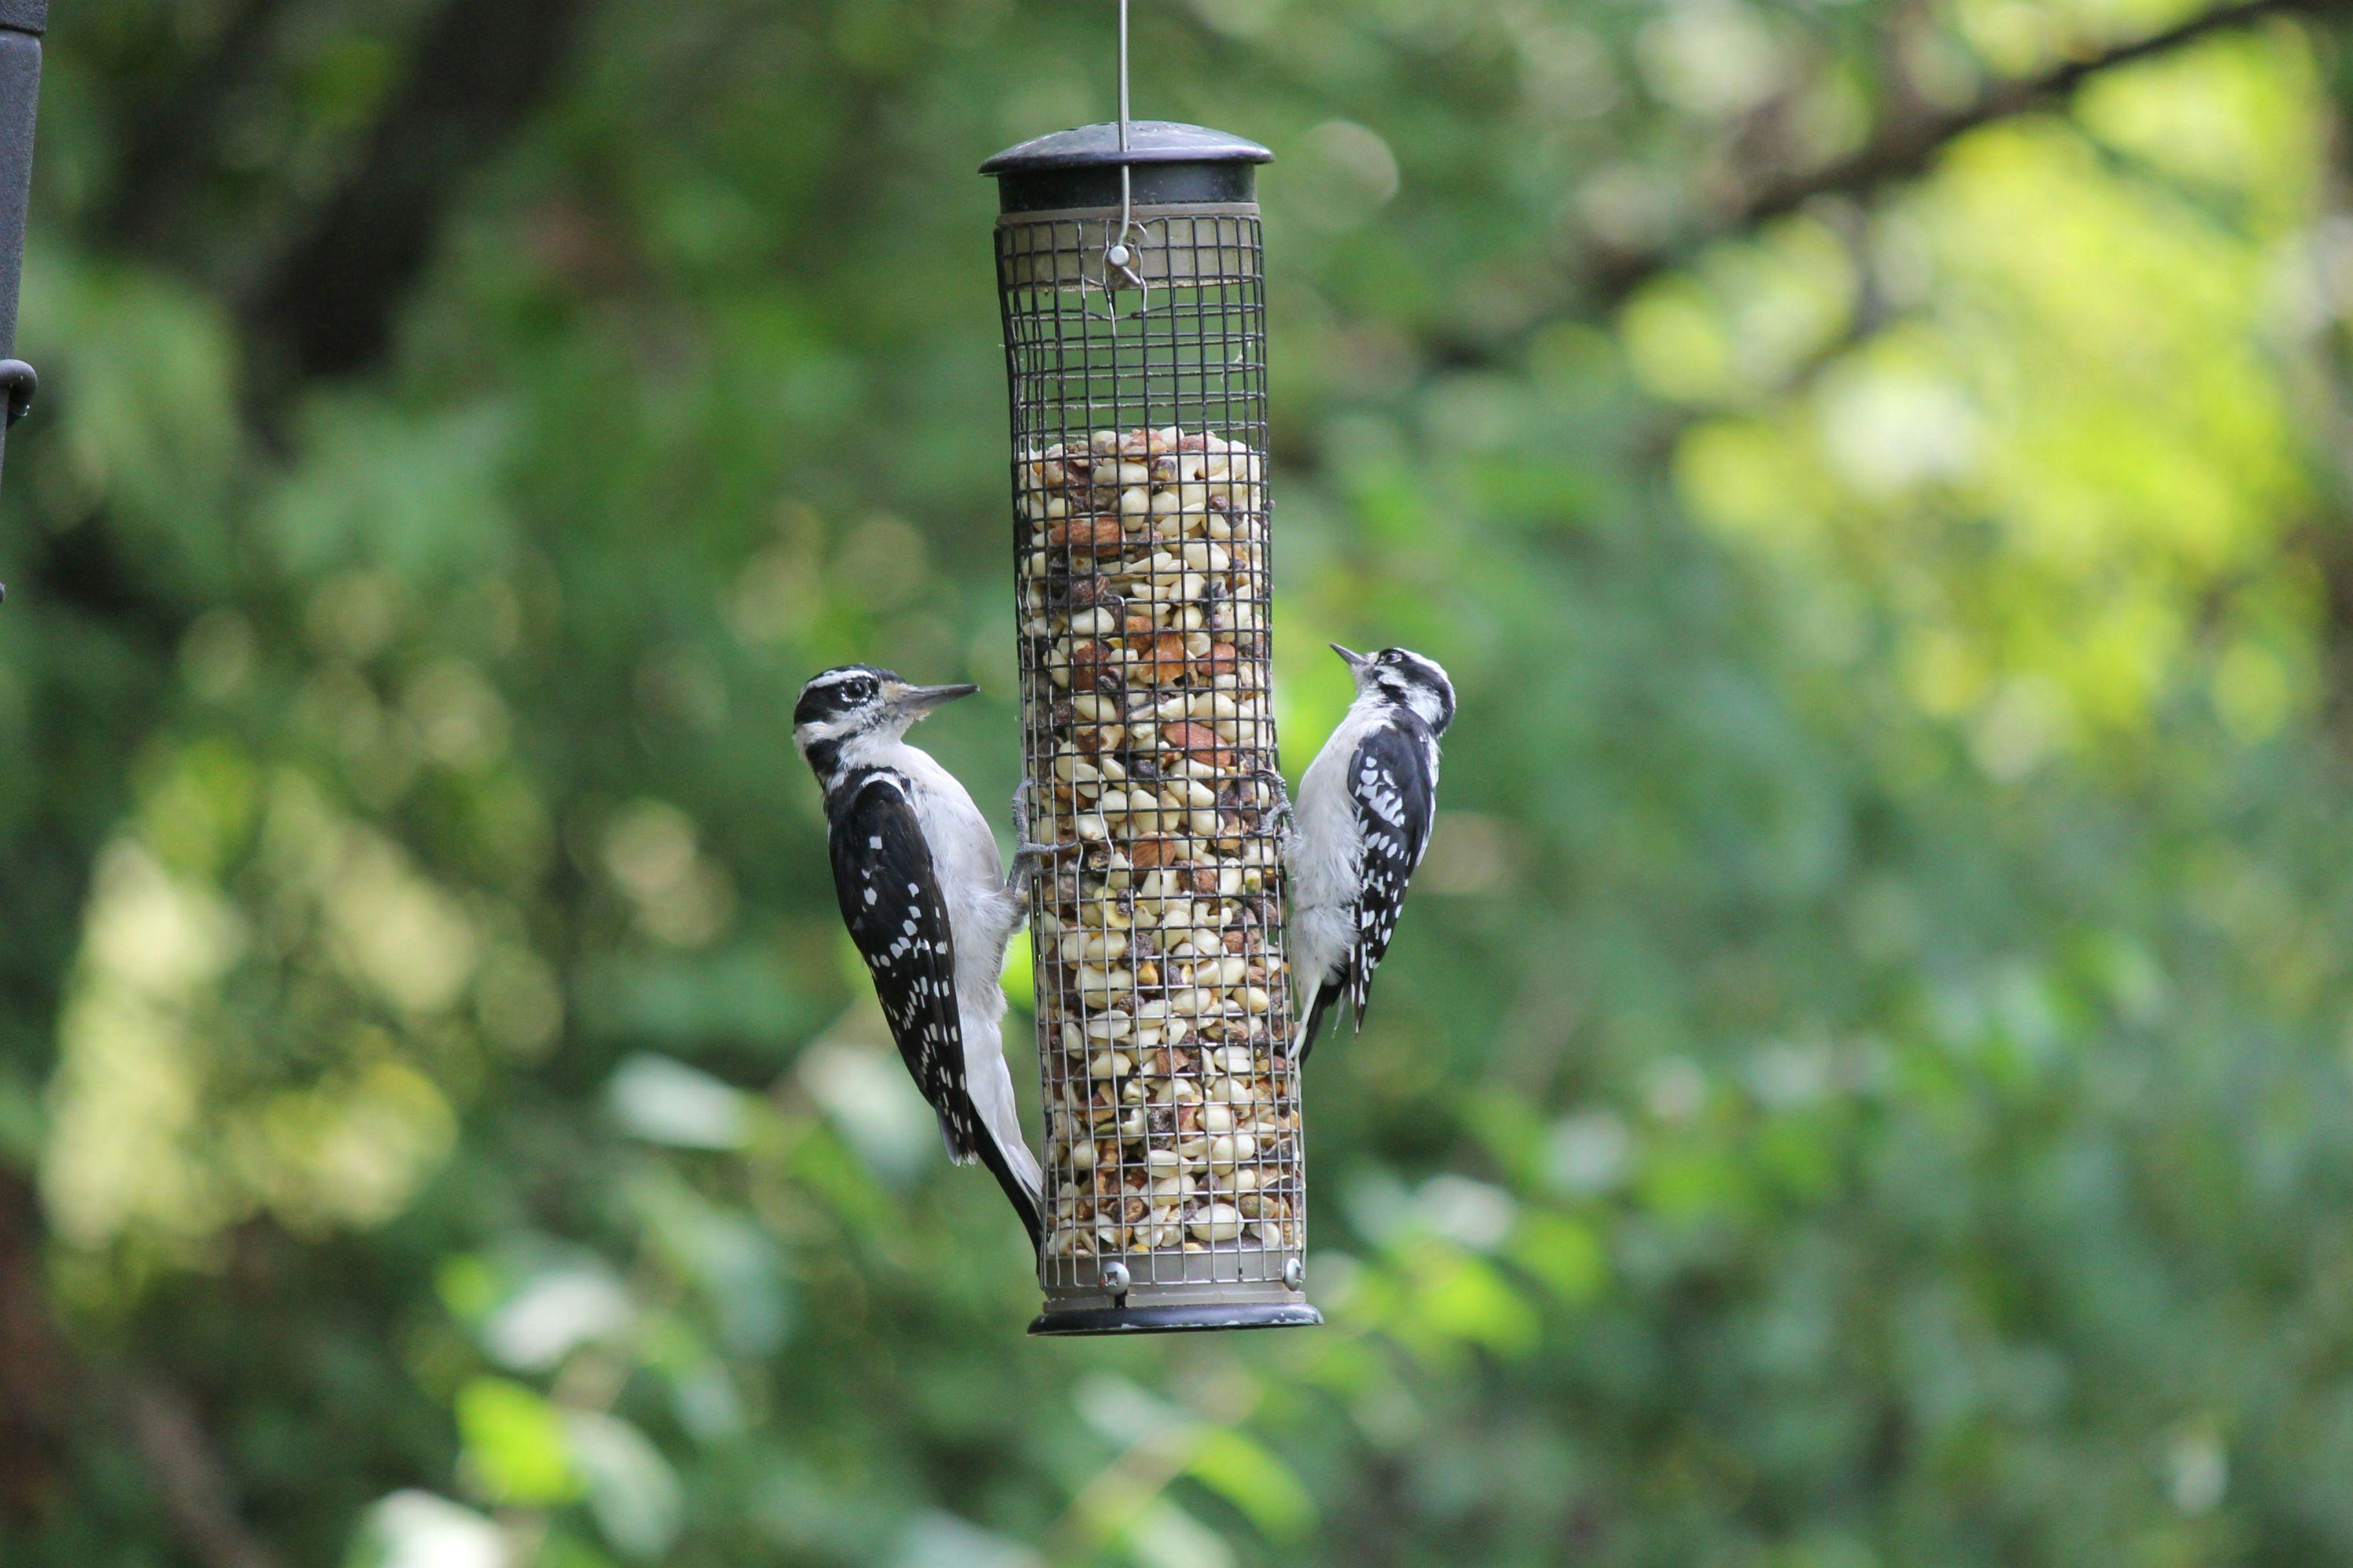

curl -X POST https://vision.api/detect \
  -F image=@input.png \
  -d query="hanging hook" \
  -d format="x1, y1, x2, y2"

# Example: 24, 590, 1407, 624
1103, 0, 1147, 298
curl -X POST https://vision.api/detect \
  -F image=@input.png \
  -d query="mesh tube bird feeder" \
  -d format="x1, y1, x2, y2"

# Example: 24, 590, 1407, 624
986, 120, 1319, 1335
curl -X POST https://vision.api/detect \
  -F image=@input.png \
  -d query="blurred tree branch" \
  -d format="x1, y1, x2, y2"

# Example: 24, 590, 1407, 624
1420, 0, 2325, 355
3, 1175, 282, 1568
32, 0, 602, 627
244, 0, 590, 380
0, 1174, 67, 1516
98, 0, 294, 250
1420, 0, 2347, 371
1585, 0, 2352, 307
124, 1383, 284, 1568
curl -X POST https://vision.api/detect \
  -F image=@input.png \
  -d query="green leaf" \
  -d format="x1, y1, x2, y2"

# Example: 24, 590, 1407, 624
1411, 1246, 1542, 1357
1185, 1426, 1317, 1541
483, 1262, 636, 1371
345, 1492, 505, 1568
607, 1053, 752, 1150
456, 1378, 581, 1507
566, 1411, 684, 1560
1507, 1211, 1609, 1304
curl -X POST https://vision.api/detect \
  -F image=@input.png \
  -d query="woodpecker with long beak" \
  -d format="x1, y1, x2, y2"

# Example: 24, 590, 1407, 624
794, 666, 1056, 1247
1286, 644, 1456, 1059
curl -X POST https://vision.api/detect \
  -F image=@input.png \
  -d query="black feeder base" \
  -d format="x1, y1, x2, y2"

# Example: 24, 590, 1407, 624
1029, 1301, 1324, 1337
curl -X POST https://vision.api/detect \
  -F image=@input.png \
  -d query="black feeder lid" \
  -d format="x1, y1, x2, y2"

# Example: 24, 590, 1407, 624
982, 120, 1272, 215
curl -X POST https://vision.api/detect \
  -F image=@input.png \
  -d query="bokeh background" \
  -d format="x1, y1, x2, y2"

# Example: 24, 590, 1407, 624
4, 0, 2353, 1562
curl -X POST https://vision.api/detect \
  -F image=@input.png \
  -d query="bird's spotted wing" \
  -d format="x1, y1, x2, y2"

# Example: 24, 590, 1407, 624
1346, 720, 1440, 1029
826, 771, 983, 1161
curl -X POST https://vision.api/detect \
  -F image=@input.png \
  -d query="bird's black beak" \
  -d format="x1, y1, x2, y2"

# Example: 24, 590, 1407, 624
892, 681, 979, 720
1330, 643, 1370, 671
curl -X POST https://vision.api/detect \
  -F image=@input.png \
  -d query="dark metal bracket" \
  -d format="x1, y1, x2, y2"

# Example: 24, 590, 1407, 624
0, 358, 23, 602
0, 2, 47, 607
1, 357, 34, 426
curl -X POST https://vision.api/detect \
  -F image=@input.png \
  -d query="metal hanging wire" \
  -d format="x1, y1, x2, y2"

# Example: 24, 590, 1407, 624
1102, 0, 1148, 302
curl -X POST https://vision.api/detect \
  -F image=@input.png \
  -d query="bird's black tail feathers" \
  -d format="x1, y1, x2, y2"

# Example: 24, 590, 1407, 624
973, 1128, 1044, 1251
937, 1105, 1044, 1251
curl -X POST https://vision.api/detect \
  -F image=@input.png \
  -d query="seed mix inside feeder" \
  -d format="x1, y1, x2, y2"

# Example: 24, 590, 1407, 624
986, 119, 1320, 1335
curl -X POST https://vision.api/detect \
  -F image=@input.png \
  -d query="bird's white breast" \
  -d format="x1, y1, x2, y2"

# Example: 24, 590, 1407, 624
1295, 705, 1376, 910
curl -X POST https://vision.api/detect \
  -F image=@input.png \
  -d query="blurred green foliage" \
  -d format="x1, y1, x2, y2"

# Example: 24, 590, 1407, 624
5, 0, 2353, 1563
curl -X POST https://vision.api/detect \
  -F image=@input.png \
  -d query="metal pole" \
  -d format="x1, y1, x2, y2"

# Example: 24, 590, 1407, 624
0, 0, 44, 595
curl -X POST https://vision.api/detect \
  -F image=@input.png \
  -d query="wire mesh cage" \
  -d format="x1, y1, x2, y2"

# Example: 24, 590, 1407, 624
986, 122, 1319, 1335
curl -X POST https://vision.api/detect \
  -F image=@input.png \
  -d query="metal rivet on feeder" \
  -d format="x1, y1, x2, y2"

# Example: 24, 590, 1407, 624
985, 26, 1318, 1335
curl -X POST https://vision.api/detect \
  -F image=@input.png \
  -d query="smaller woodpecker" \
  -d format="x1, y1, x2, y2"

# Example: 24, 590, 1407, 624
1286, 644, 1456, 1059
795, 666, 1059, 1247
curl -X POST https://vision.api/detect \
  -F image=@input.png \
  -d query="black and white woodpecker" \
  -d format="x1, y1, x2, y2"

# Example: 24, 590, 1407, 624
1286, 644, 1457, 1058
794, 666, 1057, 1248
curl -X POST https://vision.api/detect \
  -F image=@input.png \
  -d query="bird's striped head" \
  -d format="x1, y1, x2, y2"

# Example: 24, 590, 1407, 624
1333, 644, 1455, 736
794, 666, 976, 779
